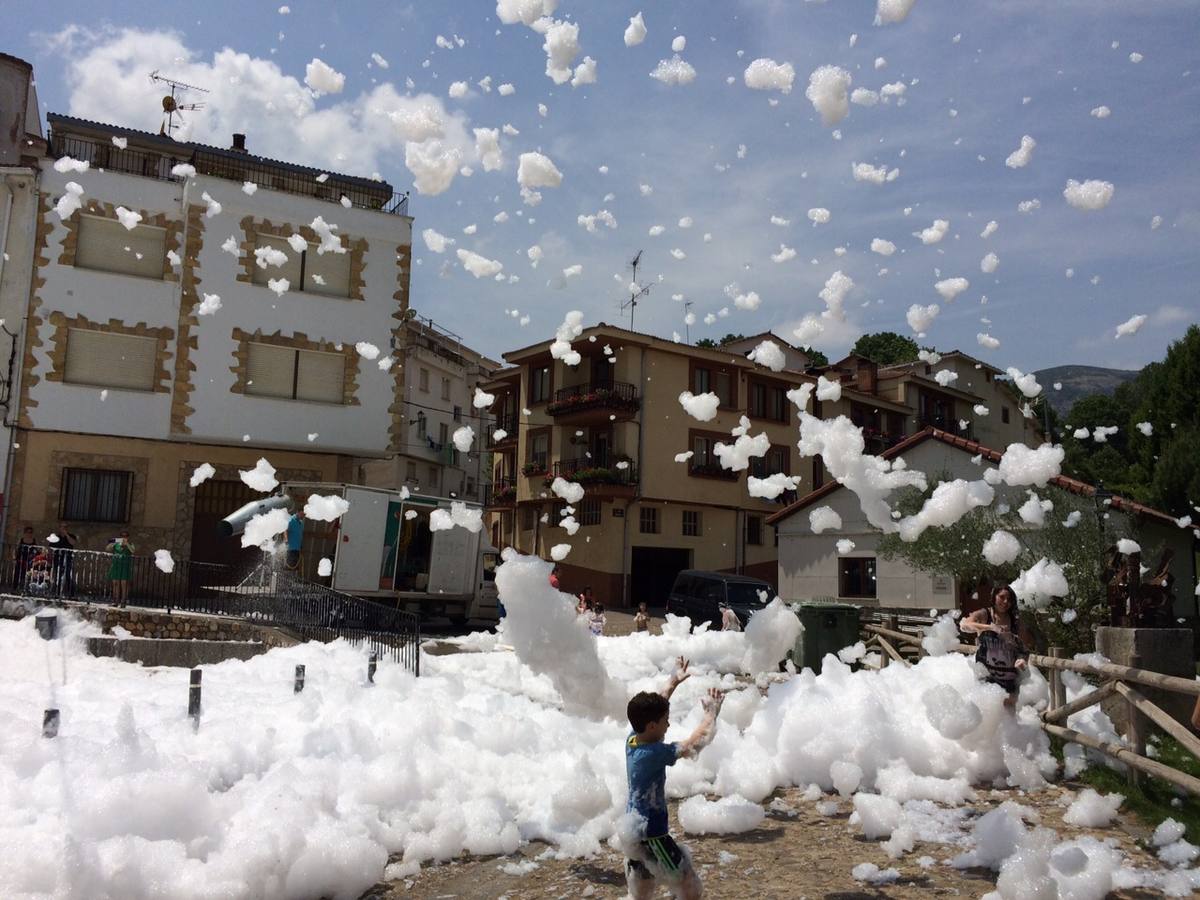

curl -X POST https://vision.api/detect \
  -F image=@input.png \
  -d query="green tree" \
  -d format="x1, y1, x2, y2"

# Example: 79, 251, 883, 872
852, 331, 920, 366
878, 476, 1145, 655
801, 346, 829, 366
695, 332, 745, 349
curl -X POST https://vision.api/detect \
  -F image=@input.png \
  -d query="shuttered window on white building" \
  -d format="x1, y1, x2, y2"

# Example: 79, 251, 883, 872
63, 328, 159, 391
75, 215, 165, 280
250, 234, 303, 287
250, 234, 352, 298
244, 342, 347, 404
244, 342, 296, 399
296, 349, 346, 402
305, 245, 352, 297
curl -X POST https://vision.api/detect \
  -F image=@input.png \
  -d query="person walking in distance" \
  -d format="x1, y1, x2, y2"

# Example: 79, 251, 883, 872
50, 521, 79, 597
623, 657, 724, 900
106, 530, 135, 607
13, 525, 37, 591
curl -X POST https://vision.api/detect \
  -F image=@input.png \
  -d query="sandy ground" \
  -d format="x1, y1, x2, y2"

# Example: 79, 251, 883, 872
363, 779, 1172, 899
371, 614, 1179, 899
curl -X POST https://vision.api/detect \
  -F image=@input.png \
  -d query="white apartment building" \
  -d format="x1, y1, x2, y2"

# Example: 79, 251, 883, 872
0, 55, 46, 526
9, 110, 413, 567
361, 314, 499, 505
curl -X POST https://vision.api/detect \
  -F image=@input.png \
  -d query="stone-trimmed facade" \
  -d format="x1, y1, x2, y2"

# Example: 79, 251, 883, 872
17, 195, 54, 428
228, 326, 361, 406
170, 203, 206, 434
32, 448, 155, 550
170, 459, 323, 557
55, 199, 183, 282
43, 311, 175, 393
387, 241, 413, 451
233, 215, 368, 300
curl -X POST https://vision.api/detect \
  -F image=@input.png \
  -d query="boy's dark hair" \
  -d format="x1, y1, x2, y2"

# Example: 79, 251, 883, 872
627, 691, 670, 733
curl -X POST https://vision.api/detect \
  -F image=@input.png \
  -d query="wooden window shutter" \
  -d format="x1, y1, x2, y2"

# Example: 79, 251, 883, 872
245, 343, 296, 398
295, 349, 346, 403
305, 243, 353, 297
250, 234, 303, 287
75, 215, 165, 279
64, 328, 158, 390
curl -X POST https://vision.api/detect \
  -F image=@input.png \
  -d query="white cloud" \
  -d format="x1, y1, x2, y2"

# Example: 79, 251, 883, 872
50, 27, 473, 185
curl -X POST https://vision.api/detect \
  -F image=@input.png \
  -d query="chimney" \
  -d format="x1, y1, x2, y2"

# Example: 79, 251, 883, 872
231, 133, 247, 152
856, 358, 878, 395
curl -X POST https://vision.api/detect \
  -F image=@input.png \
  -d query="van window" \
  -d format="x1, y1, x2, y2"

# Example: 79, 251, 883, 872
700, 579, 725, 605
672, 574, 694, 597
482, 553, 498, 582
727, 582, 770, 607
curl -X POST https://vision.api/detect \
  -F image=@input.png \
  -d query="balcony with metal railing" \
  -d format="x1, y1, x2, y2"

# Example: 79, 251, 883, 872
486, 476, 517, 508
489, 412, 519, 449
550, 456, 638, 497
546, 381, 640, 424
48, 130, 409, 217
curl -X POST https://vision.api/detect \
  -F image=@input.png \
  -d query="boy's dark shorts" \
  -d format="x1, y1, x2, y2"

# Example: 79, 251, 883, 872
627, 834, 686, 880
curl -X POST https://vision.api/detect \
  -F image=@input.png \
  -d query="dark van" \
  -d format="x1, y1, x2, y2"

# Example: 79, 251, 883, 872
666, 570, 774, 629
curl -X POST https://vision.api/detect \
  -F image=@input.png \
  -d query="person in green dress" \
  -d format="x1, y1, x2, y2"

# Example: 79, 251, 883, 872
106, 530, 135, 607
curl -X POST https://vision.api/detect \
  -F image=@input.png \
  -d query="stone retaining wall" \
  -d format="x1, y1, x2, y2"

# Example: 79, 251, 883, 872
1, 595, 298, 648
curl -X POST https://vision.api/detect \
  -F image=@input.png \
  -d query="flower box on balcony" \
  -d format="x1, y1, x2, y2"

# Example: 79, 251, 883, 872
522, 463, 548, 477
688, 462, 738, 480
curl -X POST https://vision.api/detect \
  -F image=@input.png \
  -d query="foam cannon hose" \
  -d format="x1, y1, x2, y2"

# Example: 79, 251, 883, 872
218, 494, 294, 538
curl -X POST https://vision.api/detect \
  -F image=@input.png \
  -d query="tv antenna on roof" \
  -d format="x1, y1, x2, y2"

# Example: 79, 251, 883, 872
683, 299, 694, 344
620, 250, 651, 331
149, 71, 209, 136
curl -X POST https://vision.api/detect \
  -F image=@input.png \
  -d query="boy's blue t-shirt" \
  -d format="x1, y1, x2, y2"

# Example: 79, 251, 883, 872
626, 733, 678, 839
286, 515, 304, 551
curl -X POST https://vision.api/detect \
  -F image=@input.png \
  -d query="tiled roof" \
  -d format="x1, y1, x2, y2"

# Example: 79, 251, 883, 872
766, 427, 1180, 527
46, 113, 392, 191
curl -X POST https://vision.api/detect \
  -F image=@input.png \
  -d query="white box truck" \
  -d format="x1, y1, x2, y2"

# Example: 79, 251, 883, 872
284, 483, 499, 624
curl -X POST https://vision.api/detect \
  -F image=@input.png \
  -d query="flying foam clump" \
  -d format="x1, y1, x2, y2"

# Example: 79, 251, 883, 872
805, 66, 852, 124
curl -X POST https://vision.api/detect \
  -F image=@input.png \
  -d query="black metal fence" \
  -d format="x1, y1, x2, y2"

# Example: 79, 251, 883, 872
49, 133, 409, 217
0, 542, 236, 608
1, 543, 421, 673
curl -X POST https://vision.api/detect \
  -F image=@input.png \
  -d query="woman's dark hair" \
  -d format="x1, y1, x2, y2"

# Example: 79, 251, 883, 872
594, 603, 604, 614
991, 584, 1020, 629
627, 691, 670, 733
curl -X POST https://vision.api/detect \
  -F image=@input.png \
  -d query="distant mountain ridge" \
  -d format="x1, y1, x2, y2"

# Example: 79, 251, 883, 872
1034, 364, 1138, 416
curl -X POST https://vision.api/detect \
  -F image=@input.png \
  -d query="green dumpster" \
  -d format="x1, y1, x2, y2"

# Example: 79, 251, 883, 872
788, 601, 862, 674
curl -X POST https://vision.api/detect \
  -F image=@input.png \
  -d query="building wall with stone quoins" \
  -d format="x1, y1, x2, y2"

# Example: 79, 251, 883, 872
29, 161, 411, 457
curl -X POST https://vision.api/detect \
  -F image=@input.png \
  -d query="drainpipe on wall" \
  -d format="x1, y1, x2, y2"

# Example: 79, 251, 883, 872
621, 344, 647, 610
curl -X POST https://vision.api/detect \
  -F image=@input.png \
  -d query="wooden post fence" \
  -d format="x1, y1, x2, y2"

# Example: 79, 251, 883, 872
858, 612, 1200, 799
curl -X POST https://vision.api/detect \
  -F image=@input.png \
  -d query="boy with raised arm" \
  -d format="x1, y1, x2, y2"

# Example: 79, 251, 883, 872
624, 657, 724, 900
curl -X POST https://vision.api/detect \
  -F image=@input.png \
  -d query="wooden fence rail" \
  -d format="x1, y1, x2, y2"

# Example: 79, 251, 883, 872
858, 613, 1200, 798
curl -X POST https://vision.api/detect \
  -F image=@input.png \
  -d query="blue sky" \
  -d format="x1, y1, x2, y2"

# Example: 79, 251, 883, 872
9, 0, 1199, 372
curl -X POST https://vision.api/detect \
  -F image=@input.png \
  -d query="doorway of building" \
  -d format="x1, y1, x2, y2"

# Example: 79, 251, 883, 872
189, 479, 259, 568
630, 546, 692, 611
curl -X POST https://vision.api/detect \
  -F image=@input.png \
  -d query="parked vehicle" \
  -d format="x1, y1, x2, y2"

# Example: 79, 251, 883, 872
283, 483, 499, 624
665, 570, 774, 629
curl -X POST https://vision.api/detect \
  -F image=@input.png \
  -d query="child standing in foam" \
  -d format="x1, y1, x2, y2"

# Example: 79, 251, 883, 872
634, 601, 650, 633
589, 602, 606, 636
624, 657, 724, 900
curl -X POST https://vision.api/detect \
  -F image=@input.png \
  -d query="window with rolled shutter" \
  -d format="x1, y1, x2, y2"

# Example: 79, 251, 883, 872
250, 234, 302, 287
75, 215, 165, 279
63, 328, 158, 390
305, 244, 352, 297
245, 343, 296, 398
295, 349, 346, 403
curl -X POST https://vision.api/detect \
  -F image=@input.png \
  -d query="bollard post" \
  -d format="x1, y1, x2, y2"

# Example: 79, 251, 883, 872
1125, 653, 1143, 789
1049, 646, 1065, 713
42, 709, 60, 738
367, 651, 378, 685
188, 668, 202, 730
36, 613, 58, 640
294, 664, 306, 694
